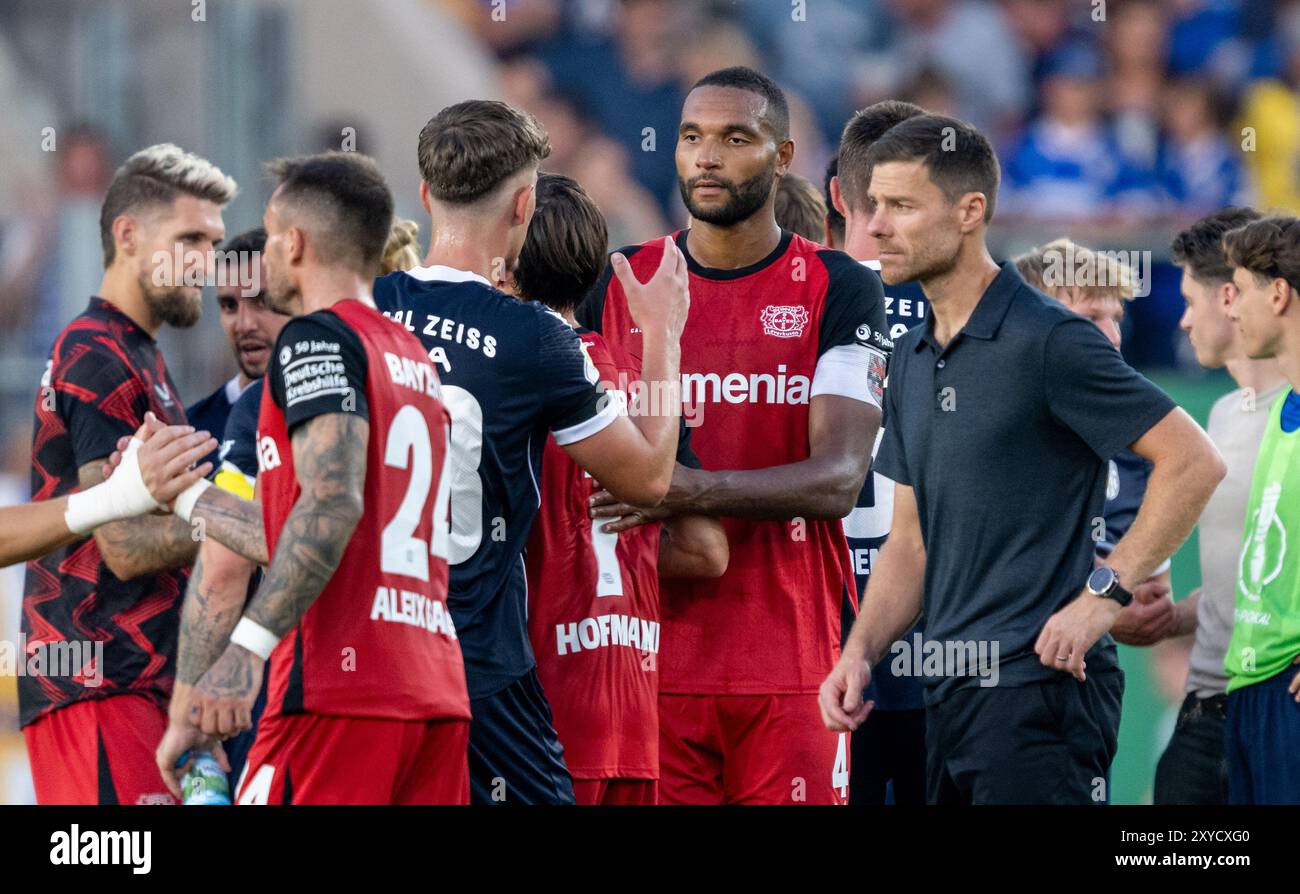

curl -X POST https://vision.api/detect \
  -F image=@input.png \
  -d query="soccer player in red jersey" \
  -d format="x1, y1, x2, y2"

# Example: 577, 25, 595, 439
583, 68, 890, 804
150, 152, 468, 804
21, 143, 234, 805
510, 173, 728, 806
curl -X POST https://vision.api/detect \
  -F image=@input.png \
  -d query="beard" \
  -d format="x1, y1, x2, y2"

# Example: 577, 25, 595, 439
679, 161, 776, 227
139, 276, 202, 329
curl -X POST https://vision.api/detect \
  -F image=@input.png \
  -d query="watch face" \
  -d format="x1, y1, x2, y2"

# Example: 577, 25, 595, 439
1088, 566, 1115, 594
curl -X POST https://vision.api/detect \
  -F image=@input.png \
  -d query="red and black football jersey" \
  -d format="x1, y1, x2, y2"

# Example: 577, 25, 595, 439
525, 331, 663, 779
257, 299, 469, 722
580, 230, 890, 695
21, 297, 189, 727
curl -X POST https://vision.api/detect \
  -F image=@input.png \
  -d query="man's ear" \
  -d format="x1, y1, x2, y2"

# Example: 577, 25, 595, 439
775, 139, 795, 177
286, 225, 306, 266
111, 214, 137, 260
1211, 283, 1232, 320
512, 182, 534, 227
1218, 281, 1237, 315
1274, 278, 1296, 316
958, 193, 987, 233
829, 175, 847, 218
419, 180, 432, 216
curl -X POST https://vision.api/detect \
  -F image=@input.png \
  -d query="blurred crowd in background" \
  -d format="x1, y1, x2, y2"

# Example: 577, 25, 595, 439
465, 0, 1299, 228
0, 0, 1297, 804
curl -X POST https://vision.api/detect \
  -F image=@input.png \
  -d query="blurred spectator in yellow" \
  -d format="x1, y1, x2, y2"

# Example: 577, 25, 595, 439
774, 173, 828, 244
1236, 6, 1300, 213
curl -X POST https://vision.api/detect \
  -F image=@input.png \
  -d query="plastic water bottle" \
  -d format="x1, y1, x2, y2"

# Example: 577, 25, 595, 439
181, 751, 231, 805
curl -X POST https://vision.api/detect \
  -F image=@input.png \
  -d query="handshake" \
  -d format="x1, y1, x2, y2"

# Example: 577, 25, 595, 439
65, 412, 217, 536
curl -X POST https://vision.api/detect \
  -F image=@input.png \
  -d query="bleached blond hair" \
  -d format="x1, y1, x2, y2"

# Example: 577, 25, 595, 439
99, 142, 237, 266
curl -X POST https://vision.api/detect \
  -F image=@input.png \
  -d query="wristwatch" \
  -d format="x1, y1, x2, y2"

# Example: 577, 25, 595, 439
1086, 566, 1132, 607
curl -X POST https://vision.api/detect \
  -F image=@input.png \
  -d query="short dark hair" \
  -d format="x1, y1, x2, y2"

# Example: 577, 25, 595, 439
418, 100, 551, 204
862, 114, 1000, 221
218, 226, 267, 258
99, 143, 236, 266
1222, 216, 1300, 293
837, 100, 926, 211
514, 173, 608, 313
774, 173, 827, 243
823, 155, 844, 244
266, 151, 394, 275
216, 227, 267, 295
690, 66, 789, 141
1171, 207, 1263, 284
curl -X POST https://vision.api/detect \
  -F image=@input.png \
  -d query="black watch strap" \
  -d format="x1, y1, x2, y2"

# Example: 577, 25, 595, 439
1103, 581, 1133, 607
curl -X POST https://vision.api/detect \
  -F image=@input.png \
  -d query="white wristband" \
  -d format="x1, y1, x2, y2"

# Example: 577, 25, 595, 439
230, 617, 279, 661
173, 478, 212, 523
64, 438, 160, 535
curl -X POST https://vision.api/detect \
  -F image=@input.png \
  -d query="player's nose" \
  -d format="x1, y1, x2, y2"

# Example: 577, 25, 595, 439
235, 300, 263, 335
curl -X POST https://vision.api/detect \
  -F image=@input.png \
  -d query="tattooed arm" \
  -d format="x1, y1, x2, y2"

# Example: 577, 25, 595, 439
109, 419, 269, 566
177, 540, 256, 686
189, 487, 268, 566
186, 413, 369, 739
80, 461, 199, 580
154, 532, 258, 797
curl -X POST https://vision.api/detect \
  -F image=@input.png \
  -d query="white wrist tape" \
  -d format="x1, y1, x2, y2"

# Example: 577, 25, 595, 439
230, 618, 279, 661
64, 438, 160, 535
173, 478, 212, 523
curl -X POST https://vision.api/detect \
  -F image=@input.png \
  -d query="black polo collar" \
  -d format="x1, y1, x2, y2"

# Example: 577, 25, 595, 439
914, 261, 1024, 352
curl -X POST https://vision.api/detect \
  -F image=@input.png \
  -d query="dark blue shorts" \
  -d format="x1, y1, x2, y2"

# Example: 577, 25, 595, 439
1225, 666, 1300, 804
467, 667, 574, 805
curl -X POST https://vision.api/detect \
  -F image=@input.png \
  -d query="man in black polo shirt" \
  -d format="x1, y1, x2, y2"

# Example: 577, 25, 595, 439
818, 115, 1227, 804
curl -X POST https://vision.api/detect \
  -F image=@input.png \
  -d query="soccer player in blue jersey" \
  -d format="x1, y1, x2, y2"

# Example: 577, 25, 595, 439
185, 228, 287, 472
374, 100, 690, 804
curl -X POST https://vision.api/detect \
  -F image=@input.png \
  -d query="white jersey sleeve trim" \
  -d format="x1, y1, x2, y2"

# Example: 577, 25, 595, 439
810, 344, 883, 408
551, 388, 626, 446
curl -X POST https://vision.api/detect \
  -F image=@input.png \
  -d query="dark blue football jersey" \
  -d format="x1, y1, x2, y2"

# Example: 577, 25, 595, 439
843, 261, 929, 712
187, 376, 248, 473
374, 265, 618, 699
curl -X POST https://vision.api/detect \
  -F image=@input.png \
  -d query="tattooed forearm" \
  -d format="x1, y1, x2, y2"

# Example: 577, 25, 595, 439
79, 460, 199, 579
176, 541, 255, 684
193, 487, 268, 566
202, 644, 260, 701
241, 414, 368, 638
